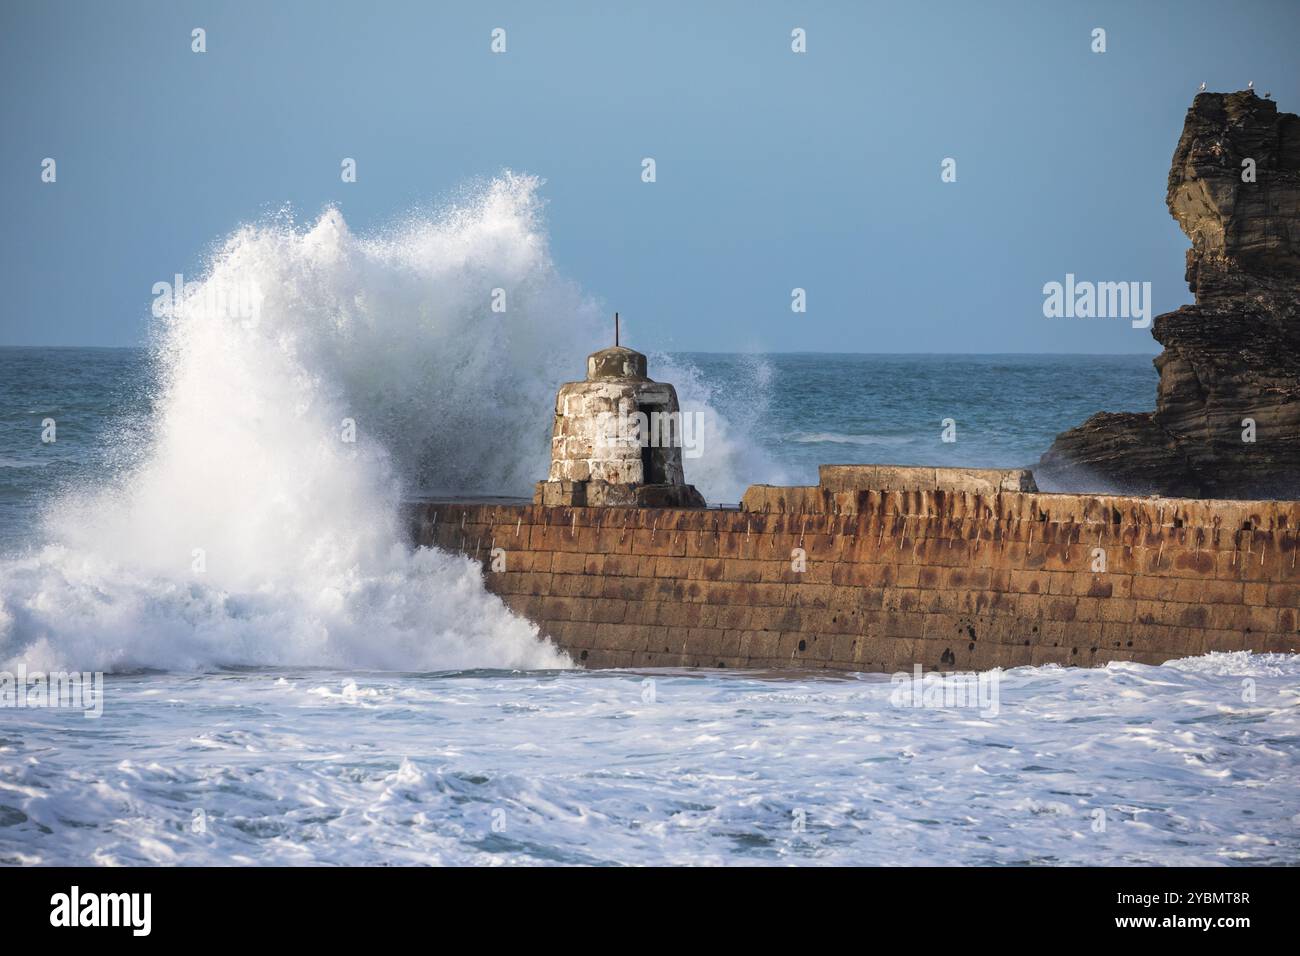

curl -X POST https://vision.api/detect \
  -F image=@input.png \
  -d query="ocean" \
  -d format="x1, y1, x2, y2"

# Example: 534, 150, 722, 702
1, 183, 1296, 865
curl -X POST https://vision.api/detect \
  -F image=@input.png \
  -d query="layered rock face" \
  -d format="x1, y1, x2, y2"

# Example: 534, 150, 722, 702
1040, 91, 1300, 499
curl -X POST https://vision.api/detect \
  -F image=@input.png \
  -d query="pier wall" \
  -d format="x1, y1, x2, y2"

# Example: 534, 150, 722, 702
411, 467, 1300, 671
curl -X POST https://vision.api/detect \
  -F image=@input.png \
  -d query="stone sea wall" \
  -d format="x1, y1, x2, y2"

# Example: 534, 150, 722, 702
411, 466, 1300, 671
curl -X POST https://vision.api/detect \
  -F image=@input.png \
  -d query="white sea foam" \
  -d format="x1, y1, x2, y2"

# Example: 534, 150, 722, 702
2, 653, 1296, 865
0, 174, 770, 673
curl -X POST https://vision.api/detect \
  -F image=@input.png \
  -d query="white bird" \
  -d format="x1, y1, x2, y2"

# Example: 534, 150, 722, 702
1248, 80, 1254, 90
1198, 82, 1206, 92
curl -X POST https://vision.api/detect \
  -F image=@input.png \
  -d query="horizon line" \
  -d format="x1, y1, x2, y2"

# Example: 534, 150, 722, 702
0, 344, 1162, 358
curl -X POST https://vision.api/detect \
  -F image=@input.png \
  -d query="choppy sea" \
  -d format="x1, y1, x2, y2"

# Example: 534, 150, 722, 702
1, 187, 1295, 865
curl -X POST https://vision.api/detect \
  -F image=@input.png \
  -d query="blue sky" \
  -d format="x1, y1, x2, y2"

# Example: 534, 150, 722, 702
2, 0, 1297, 351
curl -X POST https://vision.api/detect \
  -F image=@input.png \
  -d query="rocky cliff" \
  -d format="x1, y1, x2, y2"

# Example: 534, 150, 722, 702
1039, 90, 1300, 499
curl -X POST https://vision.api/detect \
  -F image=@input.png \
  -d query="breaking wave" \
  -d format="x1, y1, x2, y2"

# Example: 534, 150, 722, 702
0, 174, 768, 673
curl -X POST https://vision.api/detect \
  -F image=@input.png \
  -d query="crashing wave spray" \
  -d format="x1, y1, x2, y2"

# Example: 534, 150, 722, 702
0, 174, 774, 673
652, 353, 784, 504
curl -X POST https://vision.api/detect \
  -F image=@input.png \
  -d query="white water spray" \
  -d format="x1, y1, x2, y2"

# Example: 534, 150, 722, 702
0, 174, 772, 673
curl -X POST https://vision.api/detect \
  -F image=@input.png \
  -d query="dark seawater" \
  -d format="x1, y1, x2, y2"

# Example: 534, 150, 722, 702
677, 352, 1157, 493
0, 347, 1156, 544
0, 348, 154, 549
3, 347, 1298, 867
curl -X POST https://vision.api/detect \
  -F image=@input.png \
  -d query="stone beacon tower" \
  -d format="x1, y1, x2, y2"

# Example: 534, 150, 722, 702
535, 315, 706, 508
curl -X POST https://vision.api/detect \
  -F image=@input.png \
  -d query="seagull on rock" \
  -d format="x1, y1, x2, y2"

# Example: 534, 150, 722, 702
1247, 80, 1254, 91
1198, 81, 1206, 92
